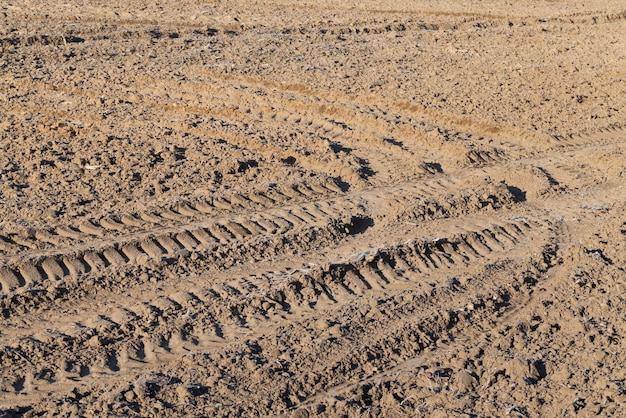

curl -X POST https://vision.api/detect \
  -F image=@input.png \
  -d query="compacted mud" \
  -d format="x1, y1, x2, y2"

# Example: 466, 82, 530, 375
1, 0, 625, 416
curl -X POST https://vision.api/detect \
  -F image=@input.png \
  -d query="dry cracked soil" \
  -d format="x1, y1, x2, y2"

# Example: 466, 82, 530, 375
0, 0, 625, 417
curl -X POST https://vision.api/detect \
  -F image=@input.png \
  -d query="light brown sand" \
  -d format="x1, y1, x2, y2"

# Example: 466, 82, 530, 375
1, 0, 625, 416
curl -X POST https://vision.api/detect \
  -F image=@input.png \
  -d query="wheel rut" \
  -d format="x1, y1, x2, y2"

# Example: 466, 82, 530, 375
1, 3, 624, 415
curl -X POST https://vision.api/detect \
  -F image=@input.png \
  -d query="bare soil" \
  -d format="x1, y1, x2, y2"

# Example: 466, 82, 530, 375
1, 0, 625, 417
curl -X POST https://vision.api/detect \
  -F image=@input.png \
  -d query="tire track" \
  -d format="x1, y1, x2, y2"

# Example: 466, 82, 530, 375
2, 80, 370, 185
0, 178, 343, 255
186, 69, 554, 149
5, 6, 623, 53
0, 215, 547, 405
2, 71, 519, 183
2, 2, 625, 415
6, 70, 620, 195
129, 73, 523, 174
0, 175, 515, 294
0, 196, 363, 294
2, 124, 622, 292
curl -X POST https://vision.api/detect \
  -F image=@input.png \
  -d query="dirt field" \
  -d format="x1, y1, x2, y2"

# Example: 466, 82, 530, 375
1, 0, 625, 416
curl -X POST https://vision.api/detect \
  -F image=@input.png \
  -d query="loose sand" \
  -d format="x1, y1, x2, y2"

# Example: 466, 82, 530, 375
1, 0, 625, 416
